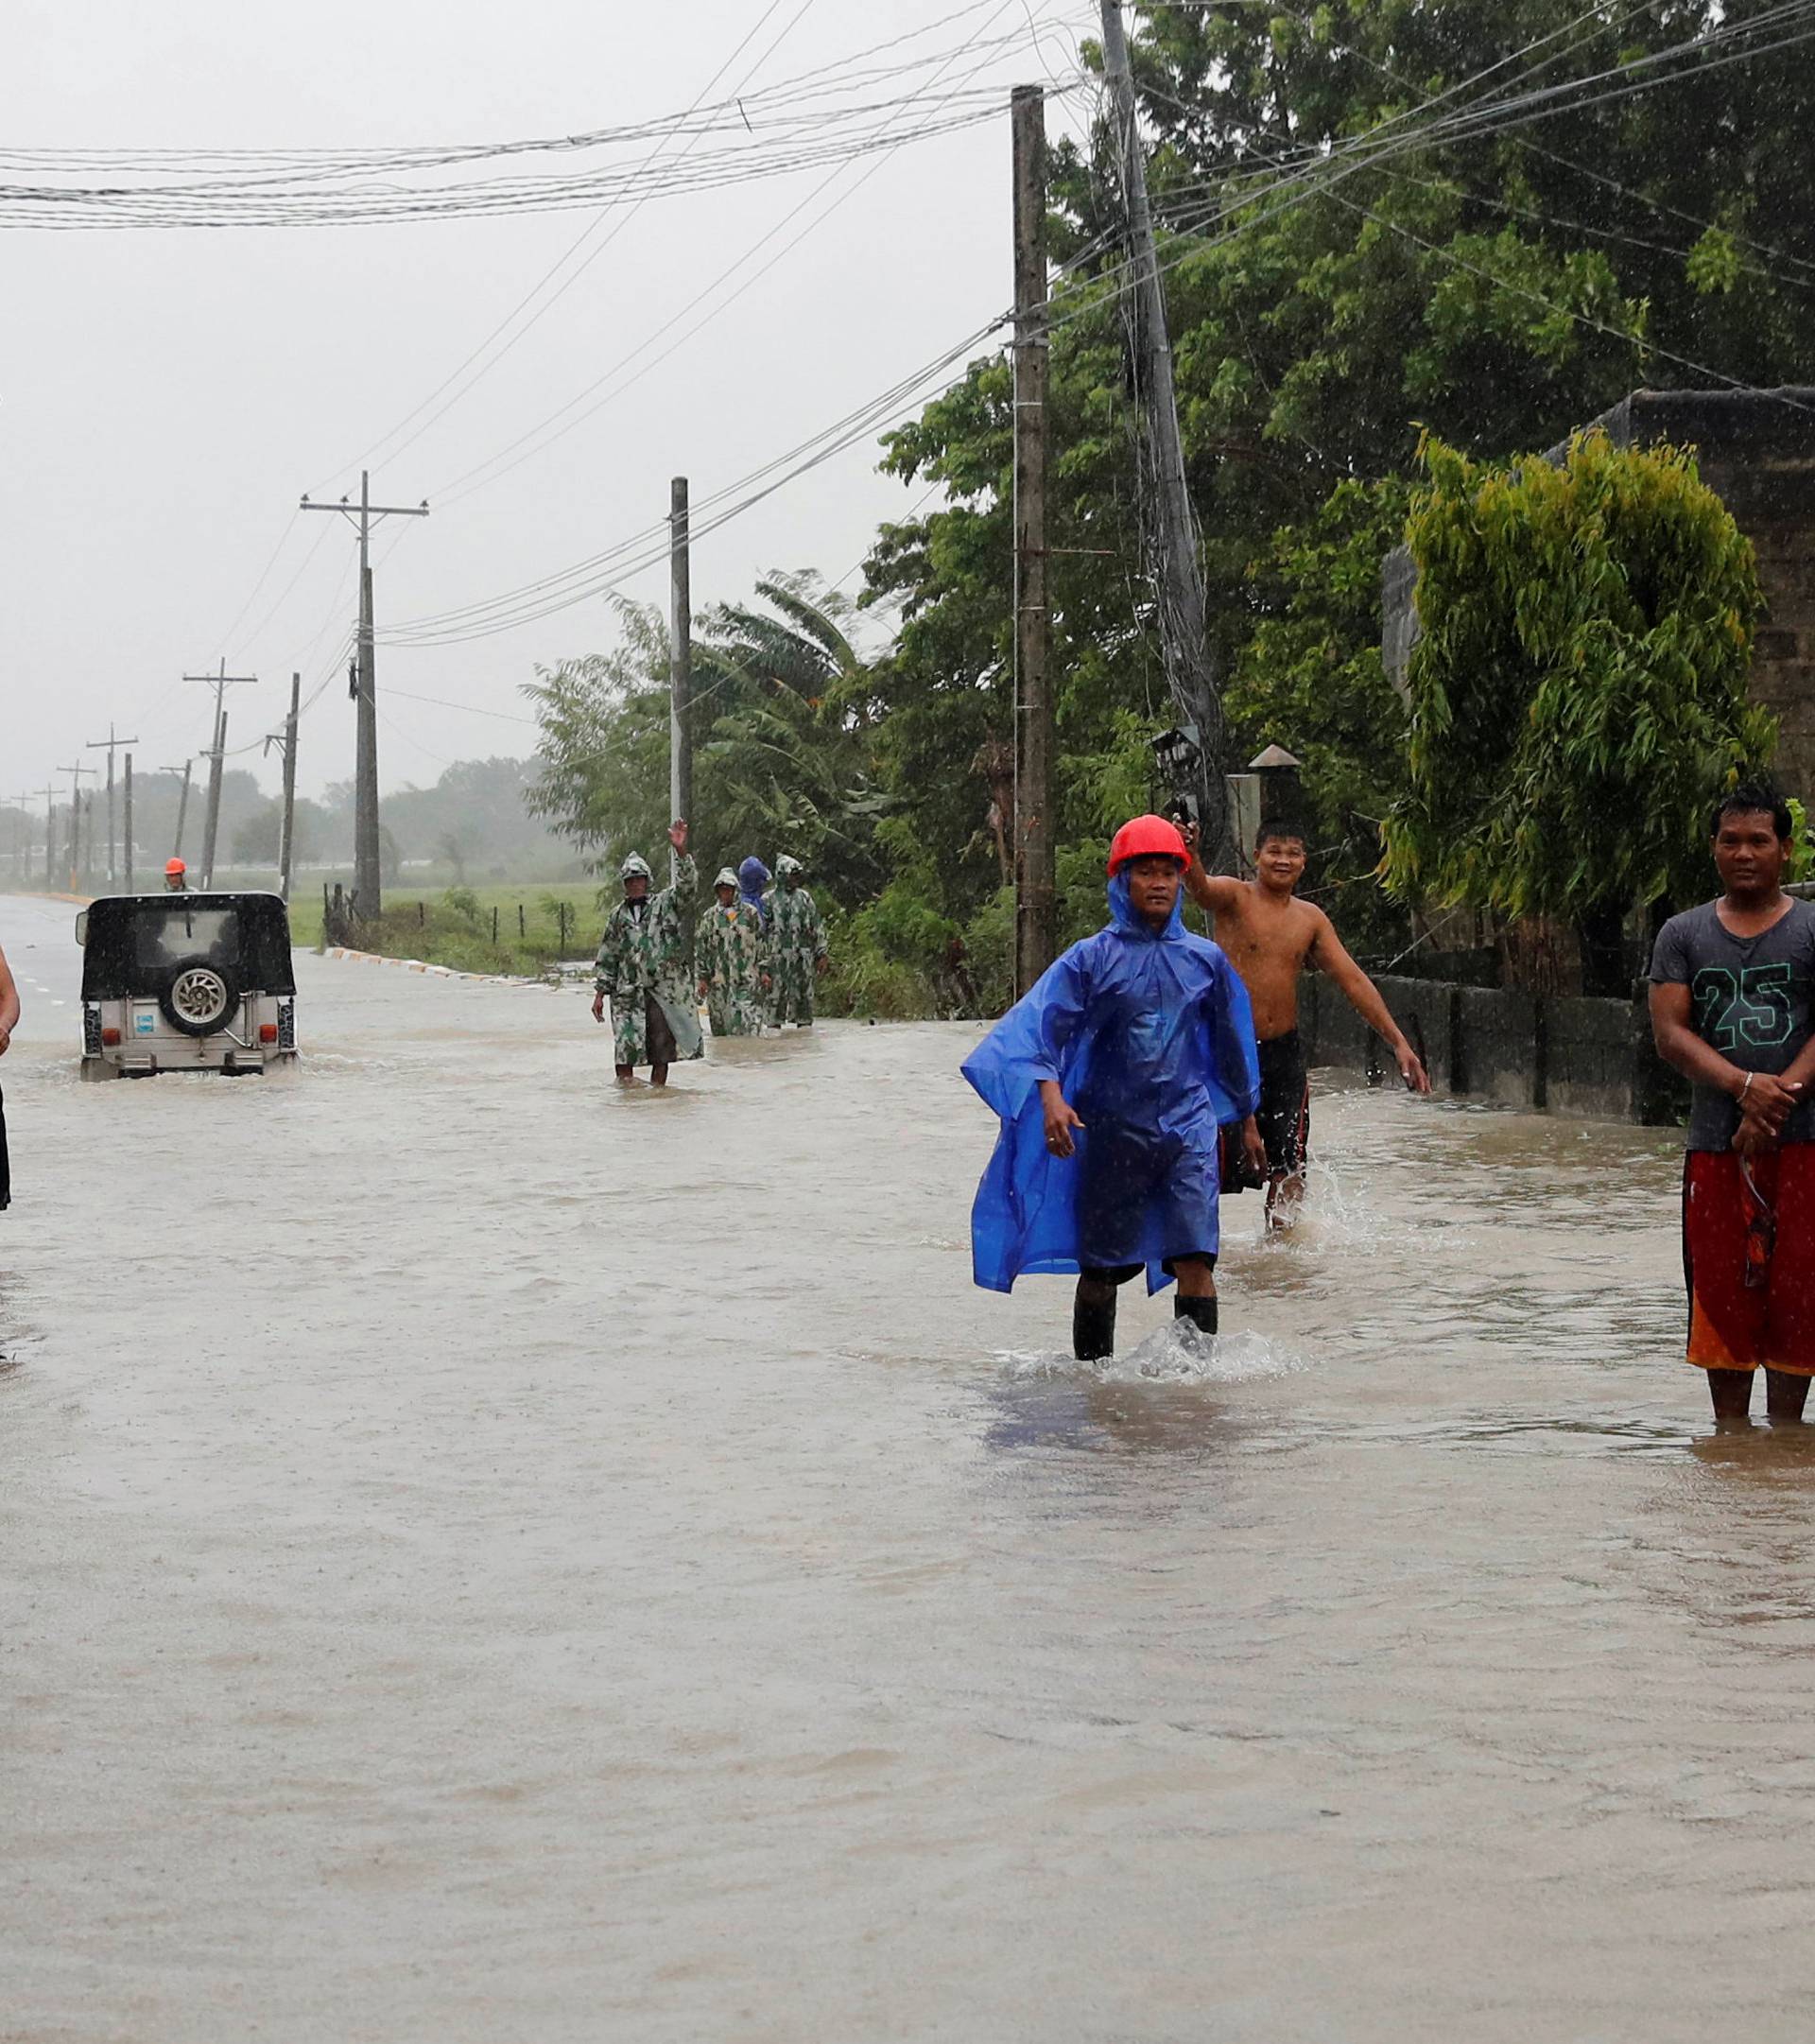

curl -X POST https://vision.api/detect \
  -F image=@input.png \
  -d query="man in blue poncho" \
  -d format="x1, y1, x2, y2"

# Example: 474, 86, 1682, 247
962, 814, 1266, 1360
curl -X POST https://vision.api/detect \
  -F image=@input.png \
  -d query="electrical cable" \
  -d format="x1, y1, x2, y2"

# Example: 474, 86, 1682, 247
429, 0, 1082, 508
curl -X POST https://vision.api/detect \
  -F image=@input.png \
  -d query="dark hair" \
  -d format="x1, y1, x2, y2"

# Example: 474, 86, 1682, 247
1255, 823, 1307, 853
1710, 780, 1792, 840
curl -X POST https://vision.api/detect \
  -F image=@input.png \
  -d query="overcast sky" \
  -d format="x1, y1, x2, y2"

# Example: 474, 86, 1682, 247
4, 0, 1095, 810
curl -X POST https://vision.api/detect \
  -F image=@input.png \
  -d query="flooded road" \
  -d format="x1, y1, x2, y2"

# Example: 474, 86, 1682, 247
5, 888, 1815, 2041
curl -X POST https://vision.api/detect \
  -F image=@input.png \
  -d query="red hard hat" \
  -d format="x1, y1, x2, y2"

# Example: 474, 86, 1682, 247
1106, 813, 1188, 876
165, 857, 186, 875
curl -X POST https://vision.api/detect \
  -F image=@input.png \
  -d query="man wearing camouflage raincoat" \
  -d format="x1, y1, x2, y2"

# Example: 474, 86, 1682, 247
767, 853, 829, 1027
696, 867, 769, 1038
592, 819, 701, 1084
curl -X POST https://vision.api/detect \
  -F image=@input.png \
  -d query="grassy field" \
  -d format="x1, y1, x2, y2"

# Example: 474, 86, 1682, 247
291, 881, 610, 975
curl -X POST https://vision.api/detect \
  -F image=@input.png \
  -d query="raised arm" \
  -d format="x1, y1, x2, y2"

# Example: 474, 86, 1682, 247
664, 824, 697, 911
1181, 824, 1244, 917
1309, 909, 1430, 1093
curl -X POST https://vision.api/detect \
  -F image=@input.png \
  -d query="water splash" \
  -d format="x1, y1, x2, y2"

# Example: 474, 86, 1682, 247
996, 1322, 1311, 1385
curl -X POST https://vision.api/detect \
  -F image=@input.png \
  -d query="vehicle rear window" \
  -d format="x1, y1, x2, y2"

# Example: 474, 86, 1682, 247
132, 904, 239, 972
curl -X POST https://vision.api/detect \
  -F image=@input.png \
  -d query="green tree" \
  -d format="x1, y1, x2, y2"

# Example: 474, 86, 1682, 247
1232, 476, 1415, 954
525, 577, 891, 907
523, 598, 674, 883
1380, 428, 1771, 989
869, 0, 1815, 970
231, 801, 283, 866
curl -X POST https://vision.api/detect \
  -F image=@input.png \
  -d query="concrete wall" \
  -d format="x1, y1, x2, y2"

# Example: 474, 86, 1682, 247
1300, 972, 1685, 1126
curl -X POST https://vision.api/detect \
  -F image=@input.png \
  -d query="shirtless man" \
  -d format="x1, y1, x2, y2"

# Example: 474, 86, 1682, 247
1184, 822, 1430, 1221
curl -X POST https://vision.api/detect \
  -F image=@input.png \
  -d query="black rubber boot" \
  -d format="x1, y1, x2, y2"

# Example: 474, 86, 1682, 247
1174, 1293, 1219, 1338
1073, 1288, 1117, 1361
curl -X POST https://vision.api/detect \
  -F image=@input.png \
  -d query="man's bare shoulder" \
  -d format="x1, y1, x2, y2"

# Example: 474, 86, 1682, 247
1223, 883, 1322, 949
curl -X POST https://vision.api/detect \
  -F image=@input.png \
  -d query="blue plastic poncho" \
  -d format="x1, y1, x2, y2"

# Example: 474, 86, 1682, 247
738, 856, 772, 926
960, 872, 1261, 1294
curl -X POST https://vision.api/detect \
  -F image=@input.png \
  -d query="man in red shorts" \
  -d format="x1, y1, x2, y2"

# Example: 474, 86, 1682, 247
1650, 783, 1815, 1421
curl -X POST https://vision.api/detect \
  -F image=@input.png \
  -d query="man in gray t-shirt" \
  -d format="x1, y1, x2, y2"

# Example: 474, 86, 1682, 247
1650, 783, 1815, 1421
1650, 896, 1815, 1150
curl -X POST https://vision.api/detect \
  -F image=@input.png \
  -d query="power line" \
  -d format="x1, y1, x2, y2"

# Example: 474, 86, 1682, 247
429, 0, 1082, 508
326, 0, 822, 483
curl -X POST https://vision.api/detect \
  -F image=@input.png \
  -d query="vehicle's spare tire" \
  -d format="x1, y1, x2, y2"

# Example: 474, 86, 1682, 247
159, 956, 240, 1037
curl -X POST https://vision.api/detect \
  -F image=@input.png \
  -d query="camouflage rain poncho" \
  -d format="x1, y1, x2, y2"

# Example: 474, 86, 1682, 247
696, 872, 768, 1037
767, 855, 828, 1027
595, 851, 702, 1066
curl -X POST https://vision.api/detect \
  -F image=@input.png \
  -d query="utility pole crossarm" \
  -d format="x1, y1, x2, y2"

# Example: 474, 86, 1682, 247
301, 494, 430, 523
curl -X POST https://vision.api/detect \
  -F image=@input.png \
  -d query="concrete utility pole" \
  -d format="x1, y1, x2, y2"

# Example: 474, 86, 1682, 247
123, 754, 135, 892
1098, 0, 1229, 865
200, 711, 232, 889
185, 661, 257, 891
302, 471, 429, 922
264, 671, 302, 903
57, 764, 95, 891
85, 723, 140, 887
1011, 83, 1055, 996
668, 476, 692, 854
164, 760, 194, 863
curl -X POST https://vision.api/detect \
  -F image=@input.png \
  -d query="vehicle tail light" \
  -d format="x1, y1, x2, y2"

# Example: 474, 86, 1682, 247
101, 1027, 122, 1047
259, 1023, 279, 1044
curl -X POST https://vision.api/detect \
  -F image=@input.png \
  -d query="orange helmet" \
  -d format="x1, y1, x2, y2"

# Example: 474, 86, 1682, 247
1106, 813, 1187, 876
165, 857, 186, 876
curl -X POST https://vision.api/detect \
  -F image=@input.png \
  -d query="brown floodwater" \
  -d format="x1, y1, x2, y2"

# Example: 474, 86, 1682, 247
4, 889, 1813, 2042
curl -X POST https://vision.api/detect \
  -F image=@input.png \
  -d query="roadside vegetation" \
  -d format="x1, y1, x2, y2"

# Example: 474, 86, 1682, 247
296, 882, 605, 977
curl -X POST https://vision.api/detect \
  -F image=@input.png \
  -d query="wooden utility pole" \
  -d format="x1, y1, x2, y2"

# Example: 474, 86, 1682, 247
1011, 83, 1055, 995
85, 723, 140, 887
185, 661, 257, 890
266, 670, 302, 902
302, 471, 429, 922
165, 760, 194, 862
1098, 0, 1229, 865
123, 754, 134, 892
42, 786, 56, 888
669, 476, 692, 852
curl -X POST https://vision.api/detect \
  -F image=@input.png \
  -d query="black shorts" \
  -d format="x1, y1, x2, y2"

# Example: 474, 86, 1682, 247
0, 1084, 9, 1211
1255, 1031, 1310, 1180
